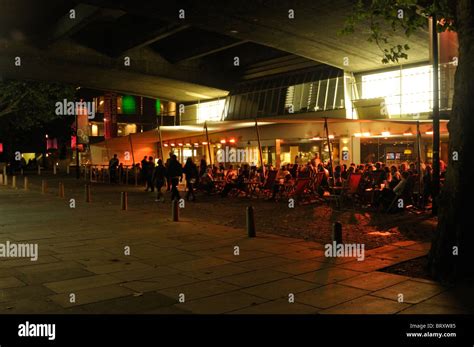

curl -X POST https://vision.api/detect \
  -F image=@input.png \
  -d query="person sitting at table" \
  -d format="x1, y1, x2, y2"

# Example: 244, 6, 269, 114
270, 165, 291, 200
389, 165, 401, 189
422, 164, 433, 207
378, 171, 410, 210
334, 165, 343, 187
199, 168, 215, 194
220, 164, 249, 197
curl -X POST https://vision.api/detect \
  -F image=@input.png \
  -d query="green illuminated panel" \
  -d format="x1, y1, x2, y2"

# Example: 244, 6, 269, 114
122, 95, 136, 114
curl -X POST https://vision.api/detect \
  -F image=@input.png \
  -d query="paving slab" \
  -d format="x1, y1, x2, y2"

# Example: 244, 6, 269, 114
371, 280, 447, 304
242, 278, 320, 300
0, 276, 26, 289
295, 267, 364, 284
157, 279, 239, 301
48, 284, 135, 308
229, 299, 320, 314
44, 274, 122, 293
219, 269, 290, 288
296, 284, 369, 309
176, 291, 267, 314
320, 295, 410, 314
339, 272, 410, 291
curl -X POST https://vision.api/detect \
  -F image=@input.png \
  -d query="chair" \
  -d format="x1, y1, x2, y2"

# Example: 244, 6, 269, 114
258, 169, 278, 198
287, 178, 311, 204
342, 173, 363, 207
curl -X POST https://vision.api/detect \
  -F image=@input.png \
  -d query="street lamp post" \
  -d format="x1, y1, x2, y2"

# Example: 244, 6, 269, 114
432, 14, 440, 215
75, 112, 80, 179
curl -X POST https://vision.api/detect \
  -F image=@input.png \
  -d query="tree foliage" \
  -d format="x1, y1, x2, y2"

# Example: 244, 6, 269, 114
0, 80, 76, 131
340, 0, 456, 64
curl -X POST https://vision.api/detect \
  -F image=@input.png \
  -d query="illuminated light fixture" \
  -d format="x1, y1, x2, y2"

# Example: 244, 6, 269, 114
99, 100, 104, 105
185, 143, 191, 146
362, 132, 371, 137
404, 149, 413, 155
178, 143, 183, 146
229, 138, 236, 143
425, 131, 433, 135
170, 143, 175, 147
230, 29, 239, 34
45, 134, 49, 138
163, 144, 169, 147
381, 131, 391, 137
403, 132, 413, 136
202, 141, 208, 145
103, 118, 107, 122
194, 143, 199, 146
328, 135, 335, 139
312, 137, 321, 141
220, 139, 226, 144
354, 133, 362, 137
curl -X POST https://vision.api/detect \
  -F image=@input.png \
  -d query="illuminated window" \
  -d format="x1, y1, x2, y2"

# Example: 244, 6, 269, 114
361, 65, 433, 116
91, 124, 98, 136
197, 100, 225, 123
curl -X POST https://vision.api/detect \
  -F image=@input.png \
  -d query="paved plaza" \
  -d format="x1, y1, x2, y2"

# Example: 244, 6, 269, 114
0, 174, 472, 314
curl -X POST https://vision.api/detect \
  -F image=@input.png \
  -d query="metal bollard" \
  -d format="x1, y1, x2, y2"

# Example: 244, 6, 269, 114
246, 206, 256, 237
172, 199, 179, 222
121, 192, 128, 210
3, 175, 7, 186
24, 176, 28, 190
58, 182, 65, 198
53, 165, 57, 175
11, 176, 16, 189
332, 221, 343, 244
41, 180, 47, 194
85, 184, 91, 203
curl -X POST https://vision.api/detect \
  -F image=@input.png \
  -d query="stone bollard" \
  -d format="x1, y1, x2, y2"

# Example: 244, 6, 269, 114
66, 165, 70, 175
41, 180, 47, 194
0, 173, 3, 185
3, 175, 8, 186
121, 192, 128, 210
37, 166, 41, 175
53, 165, 57, 175
246, 206, 256, 238
332, 221, 343, 244
11, 176, 16, 189
172, 199, 179, 222
24, 176, 28, 190
85, 184, 91, 203
58, 182, 65, 198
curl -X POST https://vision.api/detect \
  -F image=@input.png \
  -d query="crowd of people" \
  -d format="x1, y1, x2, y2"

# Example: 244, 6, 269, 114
108, 152, 446, 211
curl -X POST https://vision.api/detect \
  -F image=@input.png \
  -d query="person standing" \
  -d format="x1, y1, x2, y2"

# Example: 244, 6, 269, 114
109, 154, 119, 183
167, 154, 183, 201
140, 156, 148, 186
152, 159, 167, 202
165, 153, 172, 191
145, 156, 155, 192
183, 158, 198, 201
